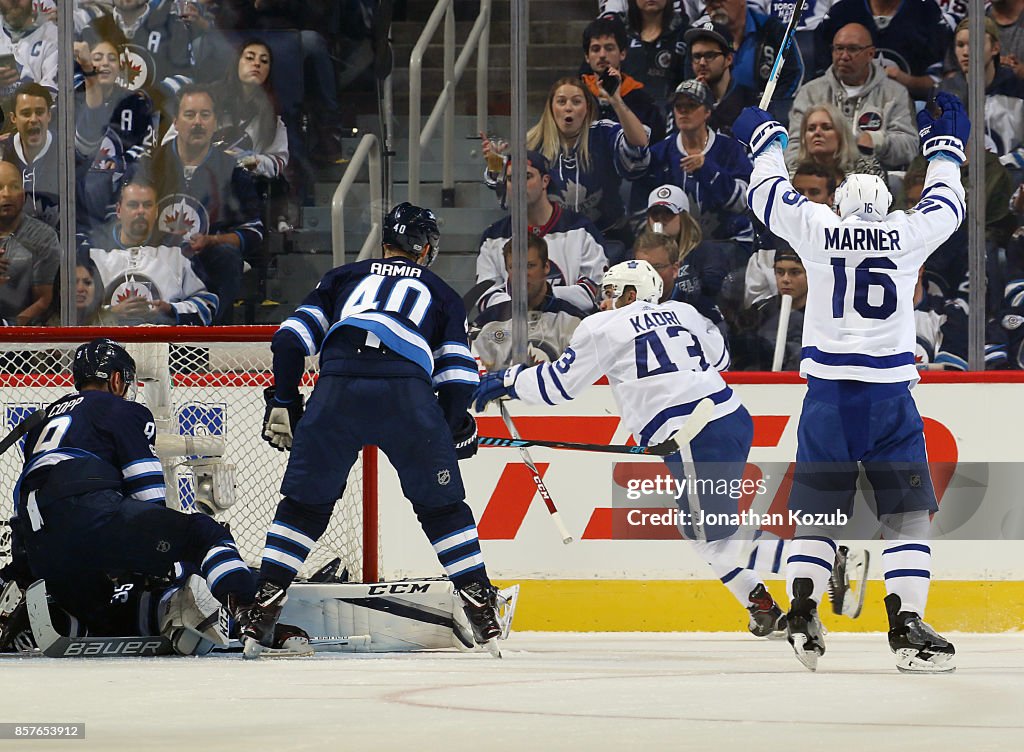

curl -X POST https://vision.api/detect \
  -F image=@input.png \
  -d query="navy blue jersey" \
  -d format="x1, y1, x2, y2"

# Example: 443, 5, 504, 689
272, 256, 480, 427
18, 391, 164, 506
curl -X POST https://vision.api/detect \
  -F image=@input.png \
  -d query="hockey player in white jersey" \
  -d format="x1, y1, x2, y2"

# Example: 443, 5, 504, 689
733, 91, 969, 672
474, 259, 788, 637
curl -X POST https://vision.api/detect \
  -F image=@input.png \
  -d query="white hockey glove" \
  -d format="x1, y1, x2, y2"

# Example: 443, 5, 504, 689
262, 387, 305, 451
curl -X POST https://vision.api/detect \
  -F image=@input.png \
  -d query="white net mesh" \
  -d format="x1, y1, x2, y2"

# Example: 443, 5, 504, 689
0, 329, 373, 582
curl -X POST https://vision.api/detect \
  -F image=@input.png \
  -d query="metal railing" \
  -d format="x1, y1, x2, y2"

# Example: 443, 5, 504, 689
332, 133, 383, 265
408, 0, 491, 205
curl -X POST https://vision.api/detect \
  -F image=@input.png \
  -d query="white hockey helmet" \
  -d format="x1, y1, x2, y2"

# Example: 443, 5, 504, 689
602, 259, 663, 305
834, 173, 892, 221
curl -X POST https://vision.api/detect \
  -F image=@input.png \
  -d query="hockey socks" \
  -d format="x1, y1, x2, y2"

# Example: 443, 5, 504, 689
881, 542, 931, 616
693, 538, 765, 609
202, 541, 257, 604
259, 496, 333, 588
419, 502, 490, 589
786, 536, 837, 605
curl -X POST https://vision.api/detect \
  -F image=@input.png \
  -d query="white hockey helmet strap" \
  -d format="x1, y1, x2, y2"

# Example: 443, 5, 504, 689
602, 259, 663, 304
834, 173, 891, 221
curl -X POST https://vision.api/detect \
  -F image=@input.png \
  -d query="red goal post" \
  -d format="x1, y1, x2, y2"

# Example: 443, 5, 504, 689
0, 326, 378, 582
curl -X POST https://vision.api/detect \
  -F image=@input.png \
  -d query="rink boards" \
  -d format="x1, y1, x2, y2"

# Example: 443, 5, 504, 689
378, 374, 1024, 632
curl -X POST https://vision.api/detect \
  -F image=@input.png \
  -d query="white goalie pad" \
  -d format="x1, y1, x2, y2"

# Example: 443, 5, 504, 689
187, 459, 237, 512
278, 579, 520, 653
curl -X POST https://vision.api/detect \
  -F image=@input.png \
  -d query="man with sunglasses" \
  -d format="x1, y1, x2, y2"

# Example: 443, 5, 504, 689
787, 22, 917, 171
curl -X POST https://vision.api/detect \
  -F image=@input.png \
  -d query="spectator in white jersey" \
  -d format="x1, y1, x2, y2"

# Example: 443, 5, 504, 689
734, 91, 968, 672
0, 0, 58, 104
471, 235, 586, 372
476, 151, 609, 316
79, 179, 219, 326
786, 22, 918, 172
474, 258, 790, 639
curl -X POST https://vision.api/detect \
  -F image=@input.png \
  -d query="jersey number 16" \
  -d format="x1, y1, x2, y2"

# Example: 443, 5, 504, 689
830, 257, 898, 320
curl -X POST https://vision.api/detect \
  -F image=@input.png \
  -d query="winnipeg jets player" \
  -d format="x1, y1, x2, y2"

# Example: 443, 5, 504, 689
474, 259, 788, 637
733, 92, 968, 672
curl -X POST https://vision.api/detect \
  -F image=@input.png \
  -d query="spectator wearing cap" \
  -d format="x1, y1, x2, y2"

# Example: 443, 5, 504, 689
633, 78, 754, 268
684, 19, 760, 136
730, 243, 806, 370
580, 17, 666, 142
642, 183, 702, 257
691, 0, 804, 126
787, 22, 917, 172
476, 151, 609, 316
812, 0, 950, 99
939, 17, 1024, 168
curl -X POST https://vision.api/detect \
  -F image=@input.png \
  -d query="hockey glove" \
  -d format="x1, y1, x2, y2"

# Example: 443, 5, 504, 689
262, 387, 304, 451
917, 91, 969, 164
453, 413, 479, 460
734, 107, 789, 157
472, 364, 523, 412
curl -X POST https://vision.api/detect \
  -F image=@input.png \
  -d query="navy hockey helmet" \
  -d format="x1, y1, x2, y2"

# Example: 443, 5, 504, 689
73, 338, 137, 393
383, 202, 441, 266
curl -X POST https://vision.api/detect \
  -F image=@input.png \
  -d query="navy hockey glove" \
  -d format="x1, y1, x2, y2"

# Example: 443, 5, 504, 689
917, 91, 969, 164
471, 364, 523, 412
262, 387, 304, 451
453, 413, 479, 460
734, 107, 789, 157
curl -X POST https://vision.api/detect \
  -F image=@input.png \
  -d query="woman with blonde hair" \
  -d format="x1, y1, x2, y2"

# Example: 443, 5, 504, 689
485, 75, 650, 253
792, 103, 886, 182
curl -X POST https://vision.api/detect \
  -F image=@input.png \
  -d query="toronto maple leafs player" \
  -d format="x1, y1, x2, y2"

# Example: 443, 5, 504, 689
473, 259, 788, 637
9, 338, 293, 655
248, 203, 504, 657
733, 92, 969, 672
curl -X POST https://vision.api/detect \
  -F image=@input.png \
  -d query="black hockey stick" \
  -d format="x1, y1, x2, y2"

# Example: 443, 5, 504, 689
481, 398, 716, 457
759, 0, 807, 110
0, 409, 44, 456
25, 580, 174, 658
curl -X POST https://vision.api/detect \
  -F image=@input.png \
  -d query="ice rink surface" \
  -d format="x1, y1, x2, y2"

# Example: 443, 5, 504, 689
1, 632, 1021, 752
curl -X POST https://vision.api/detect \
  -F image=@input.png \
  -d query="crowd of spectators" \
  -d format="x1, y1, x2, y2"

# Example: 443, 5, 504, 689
0, 0, 372, 325
471, 1, 1024, 372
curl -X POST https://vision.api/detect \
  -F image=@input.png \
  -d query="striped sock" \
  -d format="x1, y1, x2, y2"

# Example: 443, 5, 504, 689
259, 497, 333, 588
786, 536, 837, 605
882, 541, 931, 615
201, 541, 256, 603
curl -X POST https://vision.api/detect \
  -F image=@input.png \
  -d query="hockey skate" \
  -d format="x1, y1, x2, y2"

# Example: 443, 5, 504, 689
828, 546, 869, 618
885, 594, 955, 674
746, 583, 786, 638
455, 581, 503, 658
786, 578, 826, 671
236, 582, 313, 660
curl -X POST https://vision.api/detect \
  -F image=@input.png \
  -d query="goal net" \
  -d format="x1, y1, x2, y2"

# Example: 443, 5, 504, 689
0, 326, 378, 582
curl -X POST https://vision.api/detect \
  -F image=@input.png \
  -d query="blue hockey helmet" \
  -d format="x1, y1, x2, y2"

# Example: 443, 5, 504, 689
383, 202, 440, 266
73, 338, 137, 393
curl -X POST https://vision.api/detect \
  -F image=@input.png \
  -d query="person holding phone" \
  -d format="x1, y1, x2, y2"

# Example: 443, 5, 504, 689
0, 0, 58, 100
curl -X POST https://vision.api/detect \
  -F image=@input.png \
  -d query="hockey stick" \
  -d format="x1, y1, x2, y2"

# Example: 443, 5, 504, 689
771, 293, 793, 372
499, 402, 573, 544
0, 409, 44, 457
758, 0, 807, 110
25, 580, 174, 658
480, 436, 680, 456
482, 397, 717, 457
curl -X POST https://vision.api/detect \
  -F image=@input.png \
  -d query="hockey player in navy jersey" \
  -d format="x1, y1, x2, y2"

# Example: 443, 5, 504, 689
734, 91, 968, 672
8, 338, 289, 656
247, 203, 503, 657
473, 259, 789, 638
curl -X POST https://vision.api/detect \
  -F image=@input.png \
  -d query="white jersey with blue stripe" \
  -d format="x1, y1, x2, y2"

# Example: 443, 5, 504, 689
747, 144, 965, 384
510, 299, 741, 445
